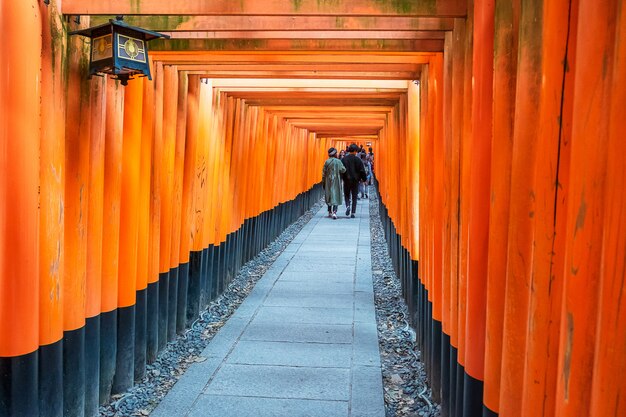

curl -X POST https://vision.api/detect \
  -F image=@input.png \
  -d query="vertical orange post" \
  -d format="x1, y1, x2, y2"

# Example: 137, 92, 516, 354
456, 4, 474, 413
555, 0, 616, 416
498, 0, 543, 412
112, 77, 143, 393
86, 78, 106, 324
85, 76, 106, 415
588, 5, 626, 414
521, 0, 576, 415
64, 20, 92, 414
171, 71, 188, 334
430, 53, 445, 403
441, 32, 455, 416
159, 64, 178, 349
100, 77, 124, 402
448, 18, 465, 416
181, 77, 200, 326
0, 1, 41, 415
419, 64, 432, 381
135, 75, 155, 379
38, 2, 66, 414
464, 0, 493, 414
147, 62, 163, 362
483, 1, 519, 415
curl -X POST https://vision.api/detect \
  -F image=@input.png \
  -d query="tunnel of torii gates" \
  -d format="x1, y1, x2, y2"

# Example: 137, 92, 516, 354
0, 0, 625, 417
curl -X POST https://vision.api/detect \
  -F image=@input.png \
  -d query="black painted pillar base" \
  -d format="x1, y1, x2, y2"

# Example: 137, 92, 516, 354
0, 350, 38, 417
455, 363, 465, 417
85, 315, 101, 417
441, 332, 451, 417
431, 319, 443, 403
134, 289, 147, 381
176, 262, 189, 334
99, 309, 117, 404
111, 305, 135, 394
39, 341, 63, 417
146, 281, 159, 364
462, 371, 483, 417
450, 346, 458, 416
483, 405, 498, 417
157, 271, 169, 353
167, 267, 179, 342
187, 251, 203, 326
63, 327, 85, 417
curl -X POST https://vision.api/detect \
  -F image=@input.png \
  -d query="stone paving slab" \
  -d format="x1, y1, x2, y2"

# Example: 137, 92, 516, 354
227, 340, 352, 368
189, 395, 349, 417
264, 291, 354, 308
151, 207, 384, 417
204, 364, 351, 401
277, 271, 354, 283
240, 321, 353, 344
269, 280, 355, 294
252, 305, 354, 325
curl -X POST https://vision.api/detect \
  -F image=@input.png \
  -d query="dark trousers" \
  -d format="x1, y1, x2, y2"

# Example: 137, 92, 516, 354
343, 181, 359, 213
327, 204, 338, 213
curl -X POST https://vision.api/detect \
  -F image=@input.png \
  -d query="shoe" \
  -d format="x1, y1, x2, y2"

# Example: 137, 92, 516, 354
350, 214, 355, 218
332, 213, 337, 220
346, 207, 351, 216
328, 212, 332, 218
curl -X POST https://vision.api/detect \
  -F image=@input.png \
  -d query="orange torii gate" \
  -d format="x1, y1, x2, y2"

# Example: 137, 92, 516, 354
1, 1, 625, 417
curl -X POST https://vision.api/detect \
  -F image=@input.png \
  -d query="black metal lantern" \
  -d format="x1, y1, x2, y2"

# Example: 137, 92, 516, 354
69, 18, 169, 86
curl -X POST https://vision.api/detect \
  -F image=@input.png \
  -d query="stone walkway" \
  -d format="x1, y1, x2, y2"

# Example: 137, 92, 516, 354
152, 205, 385, 417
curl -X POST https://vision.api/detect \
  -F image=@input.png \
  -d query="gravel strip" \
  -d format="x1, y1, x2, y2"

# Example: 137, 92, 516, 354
367, 187, 441, 417
100, 200, 324, 417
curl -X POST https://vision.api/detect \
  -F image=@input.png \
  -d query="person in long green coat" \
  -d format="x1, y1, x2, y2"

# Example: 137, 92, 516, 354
322, 147, 346, 219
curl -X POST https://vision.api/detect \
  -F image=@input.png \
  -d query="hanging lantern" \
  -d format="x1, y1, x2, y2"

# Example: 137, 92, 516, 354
69, 17, 169, 86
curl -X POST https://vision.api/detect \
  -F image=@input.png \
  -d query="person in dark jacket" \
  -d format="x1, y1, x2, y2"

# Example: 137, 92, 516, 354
341, 143, 367, 218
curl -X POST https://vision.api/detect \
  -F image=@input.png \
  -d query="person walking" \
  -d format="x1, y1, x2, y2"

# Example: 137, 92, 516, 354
341, 144, 367, 218
322, 147, 346, 219
359, 152, 372, 199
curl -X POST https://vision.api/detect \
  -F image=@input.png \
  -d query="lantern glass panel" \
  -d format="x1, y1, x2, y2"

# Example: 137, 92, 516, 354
117, 34, 147, 63
92, 34, 113, 62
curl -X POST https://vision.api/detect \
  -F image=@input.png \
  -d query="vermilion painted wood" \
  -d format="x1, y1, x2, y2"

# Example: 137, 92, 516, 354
159, 65, 178, 273
159, 30, 447, 40
148, 62, 164, 285
118, 79, 144, 308
442, 32, 454, 343
137, 77, 155, 291
521, 0, 576, 415
86, 77, 107, 318
64, 24, 91, 332
39, 1, 66, 347
556, 0, 616, 416
62, 0, 467, 17
448, 17, 465, 356
102, 78, 124, 314
589, 4, 626, 414
465, 0, 493, 384
90, 15, 455, 32
483, 1, 519, 413
181, 78, 200, 259
498, 0, 545, 411
457, 0, 474, 370
169, 72, 189, 269
0, 0, 41, 357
